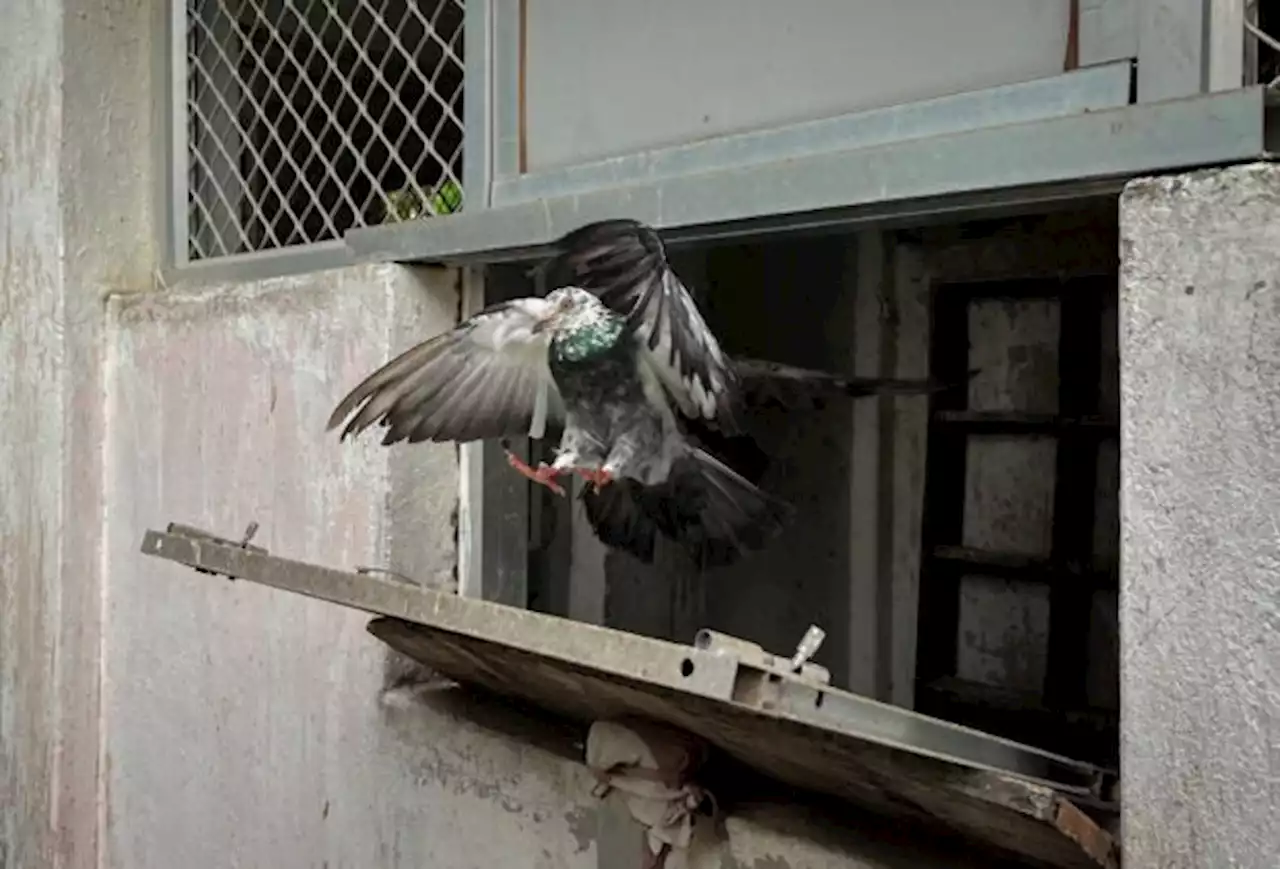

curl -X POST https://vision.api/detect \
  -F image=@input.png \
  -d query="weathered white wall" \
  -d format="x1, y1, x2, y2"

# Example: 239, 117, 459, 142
1120, 163, 1280, 869
525, 0, 1072, 170
1, 0, 153, 866
103, 264, 600, 869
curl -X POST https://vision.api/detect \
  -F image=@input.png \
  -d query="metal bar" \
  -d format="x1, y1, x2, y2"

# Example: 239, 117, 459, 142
462, 0, 493, 207
919, 676, 1120, 772
139, 522, 1116, 795
458, 1, 509, 606
456, 270, 487, 600
490, 62, 1134, 207
491, 0, 521, 179
344, 87, 1268, 265
168, 0, 190, 267
158, 239, 357, 287
476, 264, 531, 607
1136, 0, 1211, 101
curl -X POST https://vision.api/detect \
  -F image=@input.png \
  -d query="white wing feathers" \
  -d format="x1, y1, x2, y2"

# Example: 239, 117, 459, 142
327, 297, 565, 445
633, 267, 730, 422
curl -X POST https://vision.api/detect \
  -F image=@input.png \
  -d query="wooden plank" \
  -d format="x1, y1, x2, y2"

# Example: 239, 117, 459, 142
848, 230, 888, 699
1044, 280, 1108, 713
930, 546, 1117, 590
934, 411, 1118, 436
888, 240, 931, 709
915, 282, 970, 685
371, 616, 1119, 869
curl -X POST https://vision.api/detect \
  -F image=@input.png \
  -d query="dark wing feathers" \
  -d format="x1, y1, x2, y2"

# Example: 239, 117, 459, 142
327, 298, 564, 446
580, 444, 792, 570
541, 219, 736, 426
732, 356, 977, 411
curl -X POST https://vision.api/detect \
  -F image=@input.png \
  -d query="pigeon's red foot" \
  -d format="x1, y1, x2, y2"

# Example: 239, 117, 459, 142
581, 468, 614, 493
505, 449, 567, 497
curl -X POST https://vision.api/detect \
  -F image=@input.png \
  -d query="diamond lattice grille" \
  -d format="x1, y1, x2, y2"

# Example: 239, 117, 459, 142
184, 0, 464, 261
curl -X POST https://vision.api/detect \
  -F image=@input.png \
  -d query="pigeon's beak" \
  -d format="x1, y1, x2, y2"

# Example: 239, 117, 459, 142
533, 296, 573, 333
533, 309, 563, 334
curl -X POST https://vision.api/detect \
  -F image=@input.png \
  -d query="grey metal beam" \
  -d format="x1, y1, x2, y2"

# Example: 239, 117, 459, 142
461, 0, 493, 207
157, 239, 358, 287
490, 61, 1134, 207
491, 0, 522, 179
345, 87, 1270, 266
154, 0, 185, 269
478, 268, 532, 609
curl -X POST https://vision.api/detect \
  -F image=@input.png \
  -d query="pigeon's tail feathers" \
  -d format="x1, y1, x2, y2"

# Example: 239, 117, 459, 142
580, 445, 793, 570
674, 447, 794, 569
733, 356, 978, 410
578, 478, 660, 565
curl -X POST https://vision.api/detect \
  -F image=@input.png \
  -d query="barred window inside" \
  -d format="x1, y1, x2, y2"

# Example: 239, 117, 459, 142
184, 0, 464, 262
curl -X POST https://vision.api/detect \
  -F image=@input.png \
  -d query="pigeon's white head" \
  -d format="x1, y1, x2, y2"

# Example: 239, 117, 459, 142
540, 286, 626, 361
540, 285, 612, 332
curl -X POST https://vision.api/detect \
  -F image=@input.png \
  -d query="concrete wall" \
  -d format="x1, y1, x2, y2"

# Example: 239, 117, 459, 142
525, 0, 1073, 170
1120, 162, 1280, 869
101, 264, 599, 869
1, 0, 153, 866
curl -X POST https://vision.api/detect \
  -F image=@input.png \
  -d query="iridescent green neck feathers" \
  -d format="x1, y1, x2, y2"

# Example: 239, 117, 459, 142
551, 314, 626, 362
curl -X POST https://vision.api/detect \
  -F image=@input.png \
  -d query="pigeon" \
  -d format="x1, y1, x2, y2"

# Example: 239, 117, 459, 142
530, 218, 969, 469
327, 282, 792, 568
329, 218, 963, 568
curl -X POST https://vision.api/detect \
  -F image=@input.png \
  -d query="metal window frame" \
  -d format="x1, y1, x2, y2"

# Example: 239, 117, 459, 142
155, 0, 489, 285
487, 61, 1134, 209
344, 84, 1272, 266
153, 0, 1260, 278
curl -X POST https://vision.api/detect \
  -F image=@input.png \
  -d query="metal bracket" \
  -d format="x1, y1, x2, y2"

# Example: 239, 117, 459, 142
694, 626, 831, 686
163, 521, 266, 580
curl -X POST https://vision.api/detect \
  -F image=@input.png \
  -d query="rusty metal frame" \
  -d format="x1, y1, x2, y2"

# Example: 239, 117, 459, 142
140, 522, 1117, 794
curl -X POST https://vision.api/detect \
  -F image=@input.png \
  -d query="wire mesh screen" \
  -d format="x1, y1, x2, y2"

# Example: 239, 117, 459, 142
184, 0, 464, 262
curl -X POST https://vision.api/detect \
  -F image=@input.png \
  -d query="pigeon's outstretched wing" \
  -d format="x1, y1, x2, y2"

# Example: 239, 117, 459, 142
580, 443, 792, 570
538, 219, 737, 427
327, 298, 565, 446
732, 356, 976, 411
